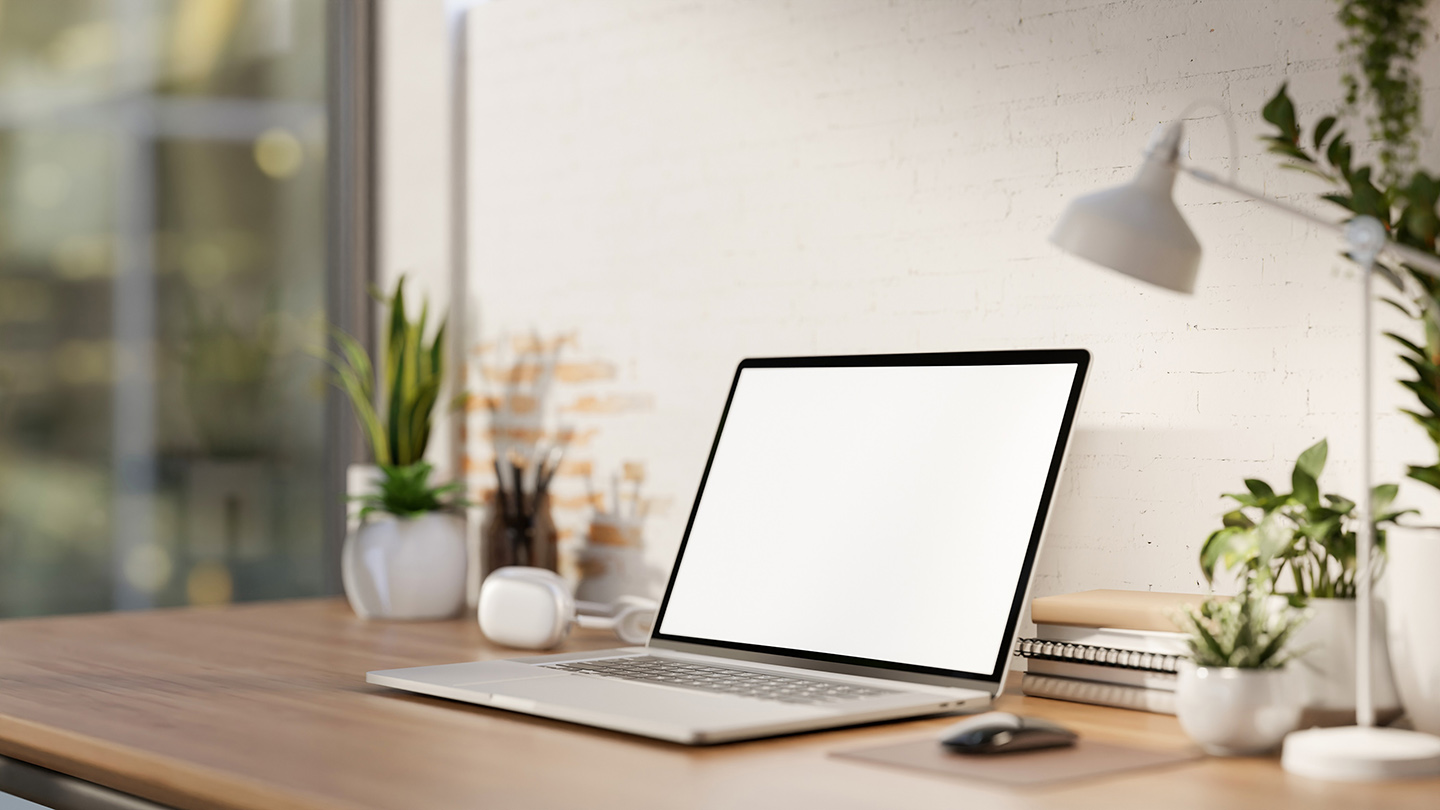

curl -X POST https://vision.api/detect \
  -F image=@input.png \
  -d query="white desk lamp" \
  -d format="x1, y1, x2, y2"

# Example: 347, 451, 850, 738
1051, 120, 1440, 780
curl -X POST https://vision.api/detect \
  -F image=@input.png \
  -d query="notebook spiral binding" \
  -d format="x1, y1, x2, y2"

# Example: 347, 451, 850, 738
1012, 638, 1182, 673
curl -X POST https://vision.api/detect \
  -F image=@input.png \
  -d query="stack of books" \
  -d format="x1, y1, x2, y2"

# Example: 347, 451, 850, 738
1012, 589, 1205, 715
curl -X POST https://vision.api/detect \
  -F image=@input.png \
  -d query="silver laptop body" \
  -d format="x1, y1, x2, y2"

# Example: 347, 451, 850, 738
369, 349, 1090, 744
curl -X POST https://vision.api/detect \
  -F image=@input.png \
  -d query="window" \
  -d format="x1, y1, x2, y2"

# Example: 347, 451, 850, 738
0, 0, 367, 616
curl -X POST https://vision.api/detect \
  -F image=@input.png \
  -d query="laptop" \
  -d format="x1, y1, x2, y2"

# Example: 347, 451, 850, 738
368, 349, 1090, 744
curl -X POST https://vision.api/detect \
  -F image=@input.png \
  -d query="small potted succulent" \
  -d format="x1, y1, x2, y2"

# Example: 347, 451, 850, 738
324, 276, 467, 620
1174, 586, 1309, 756
1199, 439, 1407, 724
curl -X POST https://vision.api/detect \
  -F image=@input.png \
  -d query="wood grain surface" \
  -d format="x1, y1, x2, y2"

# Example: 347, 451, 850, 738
0, 599, 1435, 810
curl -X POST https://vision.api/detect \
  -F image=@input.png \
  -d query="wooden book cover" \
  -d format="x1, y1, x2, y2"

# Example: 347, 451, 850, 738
1030, 589, 1205, 632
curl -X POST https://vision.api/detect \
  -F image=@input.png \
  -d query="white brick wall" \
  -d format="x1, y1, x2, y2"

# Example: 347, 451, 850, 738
377, 0, 455, 477
462, 0, 1440, 606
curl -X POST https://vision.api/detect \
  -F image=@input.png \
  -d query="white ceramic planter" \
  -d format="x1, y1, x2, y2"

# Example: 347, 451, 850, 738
1386, 526, 1440, 735
1176, 663, 1303, 756
1289, 597, 1402, 725
342, 512, 468, 620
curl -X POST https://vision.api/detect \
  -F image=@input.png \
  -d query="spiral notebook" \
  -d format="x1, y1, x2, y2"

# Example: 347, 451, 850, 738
1012, 637, 1183, 673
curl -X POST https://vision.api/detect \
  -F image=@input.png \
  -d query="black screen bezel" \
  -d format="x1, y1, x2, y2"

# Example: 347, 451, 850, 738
647, 348, 1091, 686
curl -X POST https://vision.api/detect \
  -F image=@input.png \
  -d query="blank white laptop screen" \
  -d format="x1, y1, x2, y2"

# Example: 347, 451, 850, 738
654, 359, 1082, 677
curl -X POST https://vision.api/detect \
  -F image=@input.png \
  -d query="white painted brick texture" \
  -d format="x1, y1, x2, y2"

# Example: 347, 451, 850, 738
464, 0, 1440, 603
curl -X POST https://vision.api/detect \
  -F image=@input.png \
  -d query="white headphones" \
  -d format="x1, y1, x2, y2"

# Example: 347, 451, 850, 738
478, 566, 659, 649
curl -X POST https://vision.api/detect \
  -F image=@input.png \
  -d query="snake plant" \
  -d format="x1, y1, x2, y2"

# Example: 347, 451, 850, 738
325, 275, 446, 468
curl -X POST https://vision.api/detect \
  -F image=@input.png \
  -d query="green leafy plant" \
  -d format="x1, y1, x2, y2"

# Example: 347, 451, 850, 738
1260, 1, 1440, 497
1200, 439, 1409, 602
353, 462, 464, 520
1177, 589, 1309, 670
324, 275, 446, 467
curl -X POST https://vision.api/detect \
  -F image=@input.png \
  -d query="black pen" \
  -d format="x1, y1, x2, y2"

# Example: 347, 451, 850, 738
493, 456, 514, 523
509, 451, 528, 520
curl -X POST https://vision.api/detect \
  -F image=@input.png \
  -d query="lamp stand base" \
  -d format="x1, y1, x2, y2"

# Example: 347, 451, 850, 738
1281, 726, 1440, 781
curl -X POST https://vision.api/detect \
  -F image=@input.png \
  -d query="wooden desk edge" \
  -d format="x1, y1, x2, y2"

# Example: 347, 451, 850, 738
0, 712, 355, 810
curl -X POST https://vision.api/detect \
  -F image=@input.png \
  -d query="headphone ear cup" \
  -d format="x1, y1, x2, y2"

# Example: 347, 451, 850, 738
478, 567, 576, 649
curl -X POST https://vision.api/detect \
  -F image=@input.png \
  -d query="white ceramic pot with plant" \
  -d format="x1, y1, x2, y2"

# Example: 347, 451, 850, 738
343, 463, 467, 620
321, 275, 468, 620
1175, 592, 1308, 756
1199, 439, 1406, 725
1386, 525, 1440, 734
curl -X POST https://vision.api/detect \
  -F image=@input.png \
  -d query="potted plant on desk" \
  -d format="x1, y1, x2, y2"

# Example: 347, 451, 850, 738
1257, 0, 1440, 733
1199, 439, 1407, 725
1174, 586, 1309, 756
325, 276, 468, 620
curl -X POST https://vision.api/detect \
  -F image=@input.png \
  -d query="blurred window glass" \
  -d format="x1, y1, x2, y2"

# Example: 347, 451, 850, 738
0, 0, 335, 615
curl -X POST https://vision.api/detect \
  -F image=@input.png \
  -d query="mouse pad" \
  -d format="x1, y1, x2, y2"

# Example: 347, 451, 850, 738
832, 737, 1204, 788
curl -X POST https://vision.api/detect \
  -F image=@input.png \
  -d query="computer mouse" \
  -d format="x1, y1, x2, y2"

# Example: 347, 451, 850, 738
938, 711, 1078, 754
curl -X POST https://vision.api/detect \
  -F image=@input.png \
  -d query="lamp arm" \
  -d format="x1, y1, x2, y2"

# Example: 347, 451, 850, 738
1179, 165, 1440, 279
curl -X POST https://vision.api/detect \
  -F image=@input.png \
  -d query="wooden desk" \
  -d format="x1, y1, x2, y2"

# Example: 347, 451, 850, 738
0, 599, 1435, 810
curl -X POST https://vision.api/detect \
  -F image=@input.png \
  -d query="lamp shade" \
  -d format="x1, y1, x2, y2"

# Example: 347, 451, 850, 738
1050, 153, 1202, 294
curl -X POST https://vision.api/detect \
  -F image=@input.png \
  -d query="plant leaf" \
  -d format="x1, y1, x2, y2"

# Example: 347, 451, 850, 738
1222, 509, 1255, 529
1261, 83, 1300, 145
1325, 132, 1352, 176
1225, 492, 1261, 508
1312, 115, 1336, 151
1386, 330, 1426, 356
1220, 527, 1261, 573
1347, 166, 1388, 220
1201, 527, 1240, 583
1188, 611, 1229, 667
1278, 162, 1336, 181
1245, 478, 1276, 500
1401, 409, 1440, 445
1407, 465, 1440, 493
1255, 512, 1292, 567
1296, 439, 1328, 479
1321, 192, 1355, 212
1292, 468, 1320, 508
1323, 493, 1356, 515
1371, 483, 1399, 517
1401, 378, 1440, 417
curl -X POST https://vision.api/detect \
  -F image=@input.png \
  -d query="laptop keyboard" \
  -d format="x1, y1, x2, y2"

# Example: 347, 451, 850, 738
540, 656, 898, 705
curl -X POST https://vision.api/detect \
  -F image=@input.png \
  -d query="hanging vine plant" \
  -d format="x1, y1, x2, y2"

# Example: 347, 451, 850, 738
1260, 0, 1440, 495
1336, 0, 1429, 184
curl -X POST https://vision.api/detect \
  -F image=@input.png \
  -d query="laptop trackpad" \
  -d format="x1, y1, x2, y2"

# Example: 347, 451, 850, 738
473, 674, 829, 727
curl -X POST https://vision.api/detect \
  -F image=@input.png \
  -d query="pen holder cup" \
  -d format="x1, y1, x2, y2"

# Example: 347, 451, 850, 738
481, 492, 558, 577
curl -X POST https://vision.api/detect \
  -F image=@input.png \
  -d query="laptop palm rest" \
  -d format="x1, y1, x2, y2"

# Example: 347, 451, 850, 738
469, 675, 829, 727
